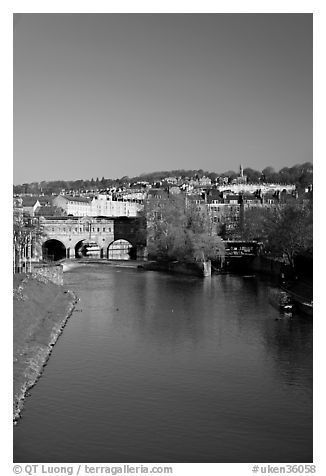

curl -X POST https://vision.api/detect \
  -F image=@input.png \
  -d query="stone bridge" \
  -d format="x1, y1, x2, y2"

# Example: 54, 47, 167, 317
38, 216, 147, 261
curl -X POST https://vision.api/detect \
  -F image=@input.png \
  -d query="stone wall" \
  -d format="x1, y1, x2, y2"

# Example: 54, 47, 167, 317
31, 263, 63, 285
114, 216, 146, 246
170, 260, 211, 277
141, 260, 211, 277
248, 256, 283, 277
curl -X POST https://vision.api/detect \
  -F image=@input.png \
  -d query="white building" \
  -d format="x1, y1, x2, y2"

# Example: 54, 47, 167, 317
52, 195, 92, 216
90, 194, 143, 217
53, 194, 143, 217
217, 183, 295, 194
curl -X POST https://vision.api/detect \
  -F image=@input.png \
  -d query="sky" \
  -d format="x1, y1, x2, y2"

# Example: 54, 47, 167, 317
13, 13, 312, 184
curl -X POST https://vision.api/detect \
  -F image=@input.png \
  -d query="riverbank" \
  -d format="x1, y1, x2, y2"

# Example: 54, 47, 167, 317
60, 258, 145, 271
13, 273, 78, 422
138, 260, 212, 277
14, 264, 313, 463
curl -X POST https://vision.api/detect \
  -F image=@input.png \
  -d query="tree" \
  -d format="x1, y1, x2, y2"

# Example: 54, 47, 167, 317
13, 215, 45, 271
242, 201, 312, 267
207, 172, 218, 182
145, 195, 225, 263
279, 167, 291, 184
266, 203, 312, 267
262, 166, 276, 182
243, 168, 261, 183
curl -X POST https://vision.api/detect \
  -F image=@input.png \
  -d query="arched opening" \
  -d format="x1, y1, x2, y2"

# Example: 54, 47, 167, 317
75, 240, 100, 258
42, 239, 66, 261
75, 240, 86, 258
107, 239, 134, 260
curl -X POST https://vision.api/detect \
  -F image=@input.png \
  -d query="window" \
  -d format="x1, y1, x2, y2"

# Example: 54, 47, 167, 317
97, 228, 100, 232
103, 227, 105, 232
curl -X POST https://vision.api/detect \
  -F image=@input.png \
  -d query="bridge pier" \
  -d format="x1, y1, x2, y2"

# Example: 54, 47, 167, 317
66, 247, 75, 259
136, 245, 148, 261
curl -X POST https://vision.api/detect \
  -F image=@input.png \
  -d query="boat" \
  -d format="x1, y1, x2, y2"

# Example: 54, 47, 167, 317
268, 287, 293, 313
84, 241, 100, 251
280, 285, 313, 317
83, 241, 100, 256
294, 300, 313, 317
60, 260, 79, 272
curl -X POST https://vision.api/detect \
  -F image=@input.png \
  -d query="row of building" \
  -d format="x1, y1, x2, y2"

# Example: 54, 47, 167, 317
14, 177, 311, 241
14, 194, 143, 218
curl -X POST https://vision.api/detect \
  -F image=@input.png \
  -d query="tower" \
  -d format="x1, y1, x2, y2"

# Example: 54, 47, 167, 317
239, 164, 243, 178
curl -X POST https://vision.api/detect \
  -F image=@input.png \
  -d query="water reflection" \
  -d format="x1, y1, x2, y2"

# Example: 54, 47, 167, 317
14, 266, 312, 463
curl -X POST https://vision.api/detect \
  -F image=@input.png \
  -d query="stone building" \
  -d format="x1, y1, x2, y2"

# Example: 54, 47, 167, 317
52, 195, 92, 216
52, 193, 143, 217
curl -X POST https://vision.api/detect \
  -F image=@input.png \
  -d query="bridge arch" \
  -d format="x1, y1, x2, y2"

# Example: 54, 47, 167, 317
107, 239, 135, 260
42, 239, 66, 261
75, 239, 86, 258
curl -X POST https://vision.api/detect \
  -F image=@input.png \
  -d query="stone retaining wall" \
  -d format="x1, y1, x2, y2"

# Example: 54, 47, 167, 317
248, 256, 283, 277
31, 263, 63, 285
141, 260, 211, 277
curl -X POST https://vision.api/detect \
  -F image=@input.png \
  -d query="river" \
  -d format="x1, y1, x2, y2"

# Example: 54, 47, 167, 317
13, 264, 313, 463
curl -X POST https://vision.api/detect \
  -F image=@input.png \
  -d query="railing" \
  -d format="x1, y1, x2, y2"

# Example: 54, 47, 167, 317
13, 237, 33, 274
223, 241, 261, 257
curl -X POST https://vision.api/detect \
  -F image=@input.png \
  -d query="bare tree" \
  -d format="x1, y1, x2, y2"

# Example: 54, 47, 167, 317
145, 195, 225, 263
242, 201, 312, 267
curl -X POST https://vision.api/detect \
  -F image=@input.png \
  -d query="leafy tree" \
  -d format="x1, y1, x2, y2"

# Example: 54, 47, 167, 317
243, 168, 261, 183
262, 166, 276, 182
279, 167, 291, 184
207, 172, 218, 182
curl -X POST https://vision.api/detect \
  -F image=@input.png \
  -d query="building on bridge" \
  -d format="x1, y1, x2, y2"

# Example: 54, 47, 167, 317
38, 216, 147, 261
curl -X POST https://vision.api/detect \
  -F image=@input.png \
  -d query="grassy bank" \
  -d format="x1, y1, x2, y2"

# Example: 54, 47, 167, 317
13, 273, 78, 422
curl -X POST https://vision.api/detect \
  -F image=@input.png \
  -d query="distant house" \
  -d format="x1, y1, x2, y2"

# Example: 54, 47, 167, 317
198, 176, 212, 186
21, 197, 41, 217
52, 195, 92, 216
35, 206, 66, 217
90, 194, 142, 217
147, 188, 169, 200
241, 193, 263, 209
37, 195, 54, 207
168, 186, 181, 195
13, 197, 23, 221
165, 177, 178, 184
